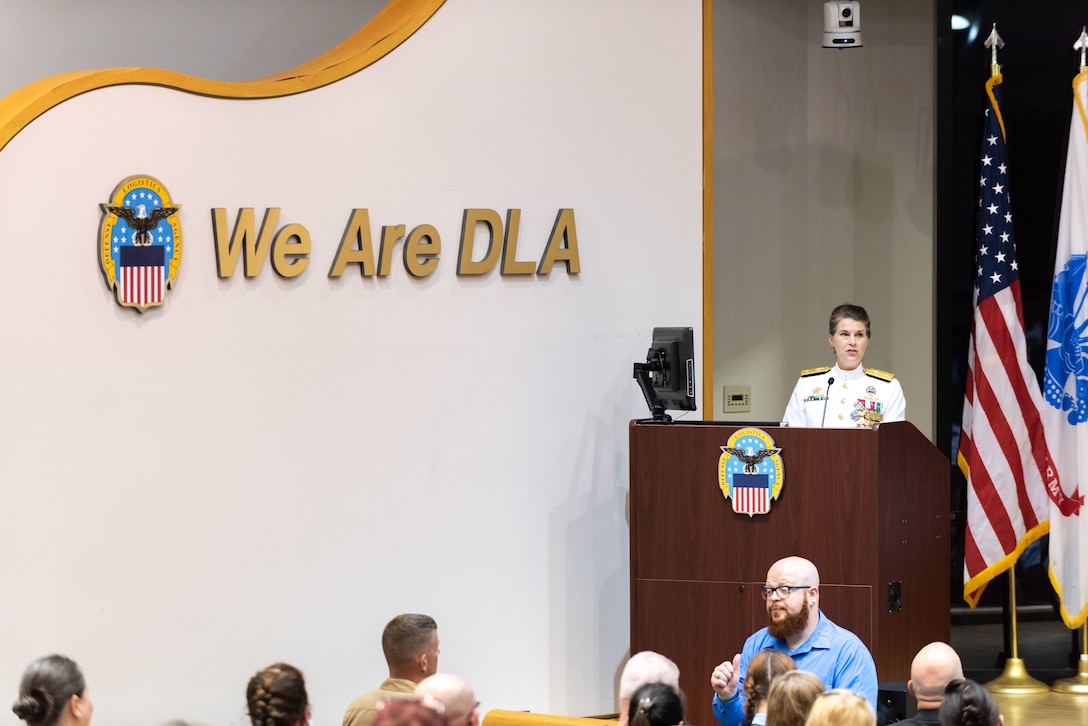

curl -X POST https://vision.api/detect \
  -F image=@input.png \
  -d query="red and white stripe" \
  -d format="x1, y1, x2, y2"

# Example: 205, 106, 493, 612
960, 282, 1051, 605
733, 486, 769, 516
121, 265, 164, 306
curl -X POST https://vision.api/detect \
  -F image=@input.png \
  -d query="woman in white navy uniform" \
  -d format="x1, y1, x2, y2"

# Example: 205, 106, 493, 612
782, 303, 905, 428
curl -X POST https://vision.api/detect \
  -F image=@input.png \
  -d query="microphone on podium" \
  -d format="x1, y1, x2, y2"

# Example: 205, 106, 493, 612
820, 377, 835, 427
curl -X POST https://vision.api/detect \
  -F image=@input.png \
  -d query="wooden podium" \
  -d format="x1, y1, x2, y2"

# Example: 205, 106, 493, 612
629, 421, 950, 726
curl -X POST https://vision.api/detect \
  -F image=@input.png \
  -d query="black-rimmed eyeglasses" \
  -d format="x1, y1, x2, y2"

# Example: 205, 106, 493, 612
759, 585, 812, 600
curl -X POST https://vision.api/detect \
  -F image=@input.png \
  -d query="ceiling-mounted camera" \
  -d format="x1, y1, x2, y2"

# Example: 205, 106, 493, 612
822, 1, 863, 48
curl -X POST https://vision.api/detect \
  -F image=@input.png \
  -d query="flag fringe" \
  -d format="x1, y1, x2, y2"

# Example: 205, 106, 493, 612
1048, 565, 1088, 629
1074, 69, 1088, 146
962, 516, 1049, 608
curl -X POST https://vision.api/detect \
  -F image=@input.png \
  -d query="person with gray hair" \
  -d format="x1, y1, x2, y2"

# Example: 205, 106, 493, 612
344, 614, 441, 726
618, 651, 680, 726
899, 643, 964, 725
415, 674, 478, 726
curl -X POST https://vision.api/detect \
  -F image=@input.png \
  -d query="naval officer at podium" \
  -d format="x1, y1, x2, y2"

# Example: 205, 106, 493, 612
782, 304, 905, 428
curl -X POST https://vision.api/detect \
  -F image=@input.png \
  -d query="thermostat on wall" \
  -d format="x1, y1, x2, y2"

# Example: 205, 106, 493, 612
723, 385, 751, 413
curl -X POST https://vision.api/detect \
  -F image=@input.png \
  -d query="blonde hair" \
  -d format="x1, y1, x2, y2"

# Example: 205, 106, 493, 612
765, 670, 824, 726
803, 690, 874, 726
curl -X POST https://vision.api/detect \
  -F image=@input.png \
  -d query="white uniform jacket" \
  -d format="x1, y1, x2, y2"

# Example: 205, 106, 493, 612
782, 363, 905, 428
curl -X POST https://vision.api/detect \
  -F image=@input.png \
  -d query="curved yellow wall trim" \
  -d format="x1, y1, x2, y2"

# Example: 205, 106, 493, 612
0, 0, 445, 154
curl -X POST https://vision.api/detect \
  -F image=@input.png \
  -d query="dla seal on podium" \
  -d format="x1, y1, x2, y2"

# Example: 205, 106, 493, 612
718, 427, 783, 516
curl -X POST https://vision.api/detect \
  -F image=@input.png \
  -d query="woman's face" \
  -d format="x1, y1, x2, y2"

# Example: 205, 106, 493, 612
828, 318, 869, 371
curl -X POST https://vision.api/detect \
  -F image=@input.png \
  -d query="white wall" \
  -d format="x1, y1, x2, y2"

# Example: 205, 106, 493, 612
0, 2, 703, 726
712, 0, 935, 439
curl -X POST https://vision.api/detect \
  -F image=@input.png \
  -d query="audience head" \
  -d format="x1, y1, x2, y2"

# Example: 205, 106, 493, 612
938, 680, 1002, 726
383, 614, 440, 681
765, 670, 824, 726
908, 643, 964, 709
618, 652, 680, 726
373, 698, 450, 726
11, 655, 91, 726
763, 556, 821, 642
803, 690, 874, 726
743, 651, 796, 723
627, 683, 683, 726
246, 663, 309, 726
415, 674, 478, 726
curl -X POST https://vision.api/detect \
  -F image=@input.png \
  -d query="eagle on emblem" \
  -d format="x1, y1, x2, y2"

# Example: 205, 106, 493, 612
722, 446, 781, 474
107, 203, 179, 246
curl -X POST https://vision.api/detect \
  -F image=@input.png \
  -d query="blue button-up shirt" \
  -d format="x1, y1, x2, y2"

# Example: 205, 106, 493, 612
711, 612, 878, 726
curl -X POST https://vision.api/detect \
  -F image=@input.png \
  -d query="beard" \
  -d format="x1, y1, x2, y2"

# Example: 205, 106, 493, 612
767, 597, 810, 640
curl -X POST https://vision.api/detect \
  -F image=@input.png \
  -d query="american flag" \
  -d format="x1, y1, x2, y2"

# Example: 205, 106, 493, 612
958, 74, 1053, 607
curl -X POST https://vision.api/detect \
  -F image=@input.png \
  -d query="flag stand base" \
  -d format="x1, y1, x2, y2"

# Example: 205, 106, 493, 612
986, 570, 1049, 694
1051, 655, 1088, 694
985, 657, 1050, 694
1051, 628, 1088, 695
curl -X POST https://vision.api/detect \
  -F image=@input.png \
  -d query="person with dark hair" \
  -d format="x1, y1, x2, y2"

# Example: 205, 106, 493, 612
247, 663, 310, 726
343, 614, 440, 726
742, 651, 796, 726
11, 655, 92, 726
373, 698, 450, 726
781, 303, 905, 428
627, 682, 684, 726
618, 652, 681, 726
710, 557, 877, 726
937, 680, 1002, 726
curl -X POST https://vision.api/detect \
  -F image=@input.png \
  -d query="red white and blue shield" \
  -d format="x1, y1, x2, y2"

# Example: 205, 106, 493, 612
718, 427, 784, 517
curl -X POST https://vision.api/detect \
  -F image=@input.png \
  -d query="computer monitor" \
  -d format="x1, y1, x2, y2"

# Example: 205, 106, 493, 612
633, 326, 696, 422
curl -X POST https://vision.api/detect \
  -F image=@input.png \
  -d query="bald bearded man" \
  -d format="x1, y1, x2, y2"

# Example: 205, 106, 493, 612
709, 556, 877, 726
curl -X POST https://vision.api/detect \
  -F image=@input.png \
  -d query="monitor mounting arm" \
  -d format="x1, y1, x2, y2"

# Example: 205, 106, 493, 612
633, 347, 672, 423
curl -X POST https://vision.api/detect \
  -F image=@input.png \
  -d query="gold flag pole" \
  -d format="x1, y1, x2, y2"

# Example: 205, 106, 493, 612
1051, 622, 1088, 694
986, 569, 1049, 693
978, 25, 1045, 695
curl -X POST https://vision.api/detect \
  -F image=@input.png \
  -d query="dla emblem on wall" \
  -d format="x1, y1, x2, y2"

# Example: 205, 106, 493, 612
718, 427, 783, 516
99, 175, 182, 313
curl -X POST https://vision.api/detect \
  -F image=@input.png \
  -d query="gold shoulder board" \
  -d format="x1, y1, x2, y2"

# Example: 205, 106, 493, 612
864, 367, 895, 382
800, 366, 832, 377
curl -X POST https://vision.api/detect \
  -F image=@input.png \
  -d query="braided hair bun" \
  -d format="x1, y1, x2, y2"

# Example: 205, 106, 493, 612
938, 680, 1001, 726
11, 655, 86, 726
